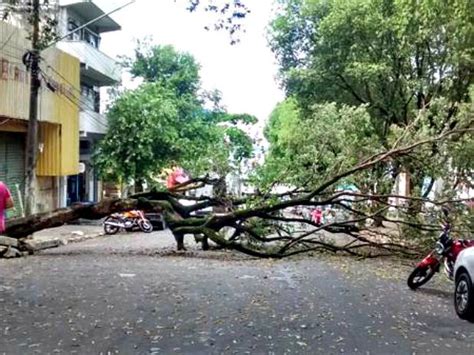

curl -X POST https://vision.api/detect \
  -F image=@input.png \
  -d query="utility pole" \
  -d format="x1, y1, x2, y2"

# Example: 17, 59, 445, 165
22, 0, 135, 215
25, 0, 41, 216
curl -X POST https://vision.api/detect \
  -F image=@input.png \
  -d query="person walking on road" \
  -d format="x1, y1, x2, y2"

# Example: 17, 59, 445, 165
0, 181, 14, 234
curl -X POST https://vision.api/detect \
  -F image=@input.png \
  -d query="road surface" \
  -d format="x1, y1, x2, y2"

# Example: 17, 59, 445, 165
0, 230, 472, 354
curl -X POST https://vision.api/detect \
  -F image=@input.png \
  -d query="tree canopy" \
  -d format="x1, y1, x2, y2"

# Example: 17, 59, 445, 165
265, 0, 473, 199
94, 43, 256, 189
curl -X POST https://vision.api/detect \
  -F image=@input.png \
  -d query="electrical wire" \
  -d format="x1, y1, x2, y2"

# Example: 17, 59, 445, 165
0, 51, 25, 66
0, 29, 15, 50
42, 62, 83, 95
1, 40, 28, 53
40, 69, 109, 130
41, 60, 112, 115
2, 42, 113, 137
44, 42, 121, 87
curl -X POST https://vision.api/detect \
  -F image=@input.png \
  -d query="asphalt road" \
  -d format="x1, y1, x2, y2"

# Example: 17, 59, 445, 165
1, 231, 473, 355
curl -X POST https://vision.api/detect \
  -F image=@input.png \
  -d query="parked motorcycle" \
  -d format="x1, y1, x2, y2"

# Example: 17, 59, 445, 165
103, 210, 153, 235
407, 208, 474, 290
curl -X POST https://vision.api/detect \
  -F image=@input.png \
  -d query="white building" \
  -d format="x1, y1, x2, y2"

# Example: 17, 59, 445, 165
56, 0, 121, 205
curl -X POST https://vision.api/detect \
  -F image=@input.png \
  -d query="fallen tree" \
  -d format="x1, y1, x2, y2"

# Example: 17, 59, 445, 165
4, 126, 473, 258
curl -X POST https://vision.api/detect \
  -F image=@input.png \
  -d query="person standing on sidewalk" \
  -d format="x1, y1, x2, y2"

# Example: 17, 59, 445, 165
0, 181, 14, 234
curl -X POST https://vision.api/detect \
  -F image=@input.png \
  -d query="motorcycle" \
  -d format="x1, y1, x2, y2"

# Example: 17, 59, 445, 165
103, 210, 153, 235
407, 208, 474, 290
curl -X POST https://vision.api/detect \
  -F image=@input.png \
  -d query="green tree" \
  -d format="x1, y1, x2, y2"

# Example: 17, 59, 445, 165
94, 44, 256, 192
2, 0, 58, 48
126, 42, 201, 96
260, 98, 384, 191
270, 0, 473, 125
268, 0, 473, 207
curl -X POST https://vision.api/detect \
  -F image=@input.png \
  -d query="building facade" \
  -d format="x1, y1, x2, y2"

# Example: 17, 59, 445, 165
56, 0, 121, 205
0, 20, 80, 216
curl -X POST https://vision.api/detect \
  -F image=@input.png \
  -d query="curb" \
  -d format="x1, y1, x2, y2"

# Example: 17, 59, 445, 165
57, 231, 106, 246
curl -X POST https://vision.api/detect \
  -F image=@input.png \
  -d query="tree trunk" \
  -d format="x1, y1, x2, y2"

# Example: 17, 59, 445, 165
4, 198, 163, 239
135, 178, 144, 193
173, 232, 186, 250
213, 177, 227, 213
422, 177, 435, 199
406, 170, 424, 215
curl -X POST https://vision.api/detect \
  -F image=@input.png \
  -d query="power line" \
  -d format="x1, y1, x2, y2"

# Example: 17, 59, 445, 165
40, 70, 109, 130
41, 68, 102, 116
0, 51, 24, 65
42, 58, 118, 112
2, 50, 114, 132
46, 0, 136, 48
1, 40, 29, 53
41, 60, 113, 119
0, 29, 15, 50
41, 62, 82, 95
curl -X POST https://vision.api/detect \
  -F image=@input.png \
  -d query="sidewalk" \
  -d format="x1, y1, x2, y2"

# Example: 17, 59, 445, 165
31, 224, 105, 246
29, 224, 211, 252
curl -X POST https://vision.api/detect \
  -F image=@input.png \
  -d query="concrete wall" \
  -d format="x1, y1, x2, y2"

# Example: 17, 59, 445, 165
37, 176, 59, 213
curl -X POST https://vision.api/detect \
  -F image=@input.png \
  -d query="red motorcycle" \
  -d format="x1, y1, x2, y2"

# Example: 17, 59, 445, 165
407, 209, 474, 290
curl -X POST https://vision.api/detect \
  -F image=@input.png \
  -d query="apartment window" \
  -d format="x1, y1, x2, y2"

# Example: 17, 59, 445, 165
81, 85, 92, 98
81, 85, 101, 113
82, 28, 100, 48
67, 19, 80, 40
94, 90, 100, 113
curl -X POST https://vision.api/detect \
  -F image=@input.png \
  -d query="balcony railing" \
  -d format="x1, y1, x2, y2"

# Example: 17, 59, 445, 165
57, 40, 121, 86
80, 109, 108, 135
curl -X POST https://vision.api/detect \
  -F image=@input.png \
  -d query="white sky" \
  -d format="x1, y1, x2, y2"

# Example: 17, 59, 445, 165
94, 0, 284, 127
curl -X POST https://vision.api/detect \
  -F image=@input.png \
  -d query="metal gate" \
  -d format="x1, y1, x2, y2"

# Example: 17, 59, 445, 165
0, 132, 26, 218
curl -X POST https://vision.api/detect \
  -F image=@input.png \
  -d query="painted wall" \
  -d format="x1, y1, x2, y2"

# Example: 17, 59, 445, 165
38, 48, 81, 176
0, 21, 80, 176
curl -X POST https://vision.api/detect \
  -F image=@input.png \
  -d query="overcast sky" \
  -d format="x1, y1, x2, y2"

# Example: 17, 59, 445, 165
94, 0, 284, 127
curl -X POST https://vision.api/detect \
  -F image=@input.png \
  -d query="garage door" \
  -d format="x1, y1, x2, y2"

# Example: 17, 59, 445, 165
0, 132, 25, 218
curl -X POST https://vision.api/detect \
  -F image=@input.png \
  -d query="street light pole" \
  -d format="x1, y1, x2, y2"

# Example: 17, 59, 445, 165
24, 0, 41, 216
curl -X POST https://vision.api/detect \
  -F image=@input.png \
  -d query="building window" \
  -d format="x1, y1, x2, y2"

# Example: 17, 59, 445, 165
80, 85, 101, 113
82, 28, 100, 48
67, 19, 80, 40
94, 90, 100, 113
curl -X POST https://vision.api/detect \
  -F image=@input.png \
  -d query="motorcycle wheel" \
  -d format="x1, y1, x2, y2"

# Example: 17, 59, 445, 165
454, 272, 474, 322
407, 266, 436, 290
104, 217, 120, 235
138, 219, 153, 233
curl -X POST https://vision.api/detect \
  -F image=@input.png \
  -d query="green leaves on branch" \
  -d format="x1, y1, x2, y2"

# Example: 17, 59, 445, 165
94, 83, 181, 183
3, 0, 58, 49
125, 42, 201, 96
94, 43, 256, 186
259, 99, 382, 189
267, 0, 473, 198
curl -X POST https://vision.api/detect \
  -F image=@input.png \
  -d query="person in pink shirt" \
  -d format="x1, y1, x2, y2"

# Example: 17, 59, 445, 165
311, 207, 323, 226
166, 165, 190, 191
0, 181, 14, 233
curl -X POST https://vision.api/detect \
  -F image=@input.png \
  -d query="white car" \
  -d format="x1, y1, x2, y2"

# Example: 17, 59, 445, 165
454, 247, 474, 321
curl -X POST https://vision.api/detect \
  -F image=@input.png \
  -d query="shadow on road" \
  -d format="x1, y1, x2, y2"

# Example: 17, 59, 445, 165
38, 248, 256, 261
415, 287, 452, 299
